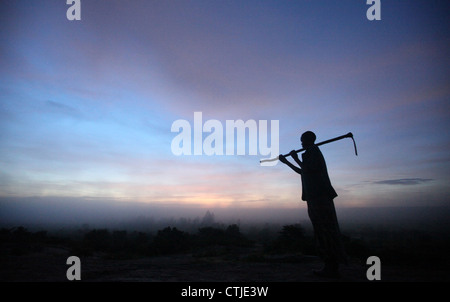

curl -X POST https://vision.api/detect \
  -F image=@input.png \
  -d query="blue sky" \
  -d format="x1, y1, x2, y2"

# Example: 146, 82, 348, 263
1, 0, 449, 215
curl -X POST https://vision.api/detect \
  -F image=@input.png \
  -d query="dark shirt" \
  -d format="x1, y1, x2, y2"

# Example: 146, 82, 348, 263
300, 145, 337, 201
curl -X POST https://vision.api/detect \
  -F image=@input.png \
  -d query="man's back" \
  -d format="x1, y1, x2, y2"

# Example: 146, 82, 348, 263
300, 145, 337, 201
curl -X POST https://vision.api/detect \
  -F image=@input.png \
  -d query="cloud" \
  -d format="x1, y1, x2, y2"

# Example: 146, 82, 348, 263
45, 100, 84, 119
373, 178, 434, 186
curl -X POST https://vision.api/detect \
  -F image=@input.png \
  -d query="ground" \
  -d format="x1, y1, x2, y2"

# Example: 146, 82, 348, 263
1, 243, 448, 282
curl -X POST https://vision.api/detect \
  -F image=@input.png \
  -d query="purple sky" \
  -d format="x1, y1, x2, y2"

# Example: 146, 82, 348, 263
1, 1, 449, 216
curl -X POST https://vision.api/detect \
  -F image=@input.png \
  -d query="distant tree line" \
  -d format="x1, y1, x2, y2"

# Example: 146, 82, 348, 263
2, 223, 450, 268
0, 224, 254, 259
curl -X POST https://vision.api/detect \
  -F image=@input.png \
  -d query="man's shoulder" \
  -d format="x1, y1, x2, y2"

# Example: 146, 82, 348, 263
307, 145, 322, 154
303, 145, 324, 161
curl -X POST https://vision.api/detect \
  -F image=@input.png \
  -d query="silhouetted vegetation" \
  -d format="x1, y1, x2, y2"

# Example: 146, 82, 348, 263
0, 223, 254, 259
360, 227, 450, 268
149, 227, 190, 255
69, 228, 153, 259
264, 224, 315, 255
195, 224, 253, 248
1, 221, 450, 271
0, 226, 67, 256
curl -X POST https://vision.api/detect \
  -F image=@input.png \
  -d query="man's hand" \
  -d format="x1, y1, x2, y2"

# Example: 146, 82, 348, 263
289, 150, 299, 160
279, 153, 301, 174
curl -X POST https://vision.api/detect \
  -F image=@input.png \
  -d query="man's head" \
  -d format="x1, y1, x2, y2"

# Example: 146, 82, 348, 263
301, 131, 316, 148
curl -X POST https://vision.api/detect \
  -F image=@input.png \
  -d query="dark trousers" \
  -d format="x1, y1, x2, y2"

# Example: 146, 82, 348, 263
307, 197, 347, 271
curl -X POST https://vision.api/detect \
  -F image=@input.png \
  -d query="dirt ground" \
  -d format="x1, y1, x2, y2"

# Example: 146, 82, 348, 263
1, 244, 448, 282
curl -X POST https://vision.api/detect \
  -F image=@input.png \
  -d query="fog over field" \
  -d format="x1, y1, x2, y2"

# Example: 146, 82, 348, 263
1, 197, 449, 234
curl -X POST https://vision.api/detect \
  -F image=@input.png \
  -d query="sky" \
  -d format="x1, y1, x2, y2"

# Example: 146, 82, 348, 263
0, 1, 449, 225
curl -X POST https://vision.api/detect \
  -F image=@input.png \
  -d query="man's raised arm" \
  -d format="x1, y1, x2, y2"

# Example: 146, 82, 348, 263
279, 154, 302, 174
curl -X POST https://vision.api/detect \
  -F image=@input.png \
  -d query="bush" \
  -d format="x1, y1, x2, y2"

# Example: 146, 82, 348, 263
83, 229, 112, 251
149, 227, 191, 255
265, 224, 315, 254
194, 224, 253, 248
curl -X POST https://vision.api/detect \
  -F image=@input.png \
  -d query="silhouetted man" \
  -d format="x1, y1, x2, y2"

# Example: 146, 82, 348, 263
279, 131, 347, 278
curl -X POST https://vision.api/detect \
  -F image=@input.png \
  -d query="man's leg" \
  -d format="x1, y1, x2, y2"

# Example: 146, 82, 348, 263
307, 198, 345, 278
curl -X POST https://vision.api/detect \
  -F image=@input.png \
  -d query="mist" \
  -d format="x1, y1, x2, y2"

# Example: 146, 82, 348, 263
1, 196, 449, 234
